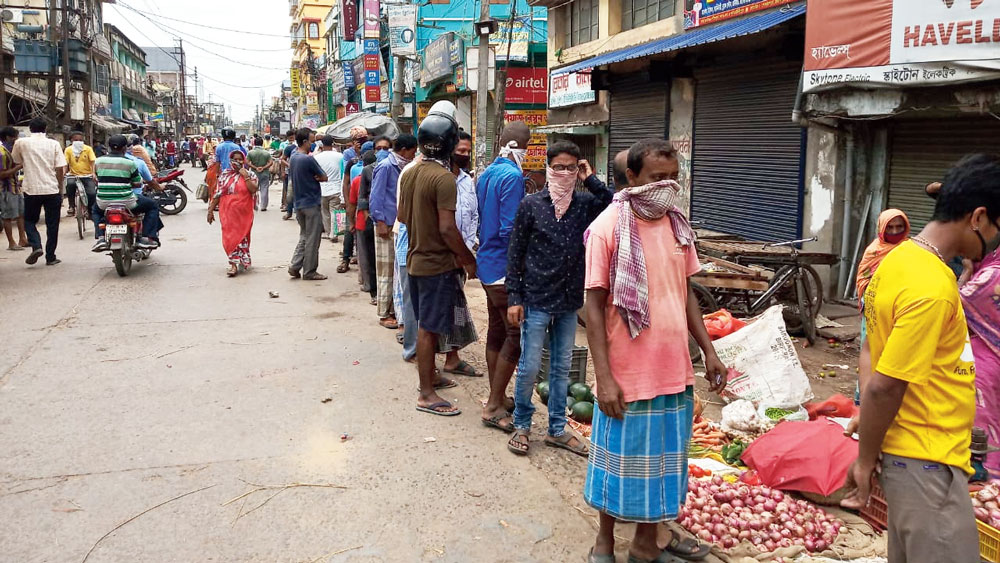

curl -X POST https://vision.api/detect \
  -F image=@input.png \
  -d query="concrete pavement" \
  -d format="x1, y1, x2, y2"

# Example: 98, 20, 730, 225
0, 167, 598, 563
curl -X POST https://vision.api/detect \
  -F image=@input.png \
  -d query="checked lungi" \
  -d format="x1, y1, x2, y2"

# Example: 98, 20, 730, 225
374, 234, 395, 319
584, 387, 694, 523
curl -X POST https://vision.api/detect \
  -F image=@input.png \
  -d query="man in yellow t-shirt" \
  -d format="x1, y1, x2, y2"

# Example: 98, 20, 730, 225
63, 131, 96, 217
842, 154, 1000, 563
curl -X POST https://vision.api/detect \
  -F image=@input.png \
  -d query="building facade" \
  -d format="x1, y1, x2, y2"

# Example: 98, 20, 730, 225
105, 24, 155, 126
289, 0, 337, 128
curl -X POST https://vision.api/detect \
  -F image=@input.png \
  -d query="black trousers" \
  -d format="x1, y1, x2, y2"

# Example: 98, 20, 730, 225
24, 193, 61, 261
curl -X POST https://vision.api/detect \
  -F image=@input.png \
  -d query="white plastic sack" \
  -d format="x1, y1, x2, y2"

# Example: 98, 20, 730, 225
713, 305, 813, 407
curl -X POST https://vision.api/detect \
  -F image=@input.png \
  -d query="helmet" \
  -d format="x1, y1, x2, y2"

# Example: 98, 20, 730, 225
221, 128, 236, 141
417, 101, 458, 160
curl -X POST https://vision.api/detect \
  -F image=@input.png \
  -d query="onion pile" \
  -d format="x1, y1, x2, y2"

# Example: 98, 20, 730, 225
973, 482, 1000, 529
679, 476, 843, 553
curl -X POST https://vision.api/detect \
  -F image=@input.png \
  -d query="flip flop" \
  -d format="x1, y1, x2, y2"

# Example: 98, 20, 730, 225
507, 429, 530, 455
588, 548, 616, 563
432, 377, 457, 390
544, 432, 590, 457
664, 535, 711, 561
481, 413, 515, 433
443, 360, 481, 377
416, 401, 461, 417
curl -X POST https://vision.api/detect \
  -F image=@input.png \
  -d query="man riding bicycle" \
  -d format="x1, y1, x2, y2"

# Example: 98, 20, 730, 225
64, 131, 97, 219
91, 134, 163, 252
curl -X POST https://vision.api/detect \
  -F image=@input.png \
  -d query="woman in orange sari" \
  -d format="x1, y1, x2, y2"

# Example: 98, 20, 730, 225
207, 150, 258, 277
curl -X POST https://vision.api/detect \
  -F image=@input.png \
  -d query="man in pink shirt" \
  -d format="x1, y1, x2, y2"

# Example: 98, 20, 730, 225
583, 139, 727, 563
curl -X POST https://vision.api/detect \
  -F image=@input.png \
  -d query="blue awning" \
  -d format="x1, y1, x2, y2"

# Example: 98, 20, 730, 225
552, 4, 806, 76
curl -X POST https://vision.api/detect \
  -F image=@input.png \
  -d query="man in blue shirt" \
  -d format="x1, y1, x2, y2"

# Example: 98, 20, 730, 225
476, 121, 530, 432
287, 128, 329, 281
215, 128, 246, 172
369, 134, 417, 328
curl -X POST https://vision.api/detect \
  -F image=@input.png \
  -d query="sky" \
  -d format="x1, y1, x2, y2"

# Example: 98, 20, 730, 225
103, 0, 293, 123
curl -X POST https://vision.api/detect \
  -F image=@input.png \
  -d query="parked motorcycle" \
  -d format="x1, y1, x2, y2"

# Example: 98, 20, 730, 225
102, 204, 155, 277
148, 168, 190, 215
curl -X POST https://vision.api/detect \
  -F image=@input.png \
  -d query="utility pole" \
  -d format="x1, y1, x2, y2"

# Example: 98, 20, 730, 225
391, 56, 405, 125
47, 0, 59, 123
474, 0, 492, 175
177, 39, 186, 136
60, 0, 72, 130
81, 0, 92, 141
492, 7, 516, 157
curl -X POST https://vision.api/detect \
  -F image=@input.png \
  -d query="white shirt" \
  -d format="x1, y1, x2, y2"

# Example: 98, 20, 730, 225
455, 169, 478, 250
313, 149, 344, 197
11, 133, 66, 196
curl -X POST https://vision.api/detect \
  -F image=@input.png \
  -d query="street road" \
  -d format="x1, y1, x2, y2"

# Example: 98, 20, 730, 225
0, 167, 596, 562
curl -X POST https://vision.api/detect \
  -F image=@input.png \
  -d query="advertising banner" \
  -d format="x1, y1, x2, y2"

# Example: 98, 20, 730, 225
364, 38, 381, 102
341, 0, 359, 40
504, 68, 548, 105
684, 0, 795, 29
549, 70, 595, 108
503, 110, 548, 170
491, 16, 530, 62
343, 61, 355, 89
351, 56, 365, 91
449, 34, 464, 67
307, 91, 320, 114
387, 4, 416, 56
327, 79, 336, 122
422, 33, 454, 83
363, 0, 380, 39
803, 0, 1000, 92
290, 68, 301, 97
346, 103, 360, 115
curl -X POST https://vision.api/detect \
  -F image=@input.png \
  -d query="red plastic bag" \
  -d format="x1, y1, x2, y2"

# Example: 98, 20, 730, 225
805, 394, 857, 420
740, 418, 858, 496
703, 309, 747, 340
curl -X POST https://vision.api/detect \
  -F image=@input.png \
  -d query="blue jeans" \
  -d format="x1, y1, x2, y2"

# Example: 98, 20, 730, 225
513, 308, 578, 436
398, 262, 417, 361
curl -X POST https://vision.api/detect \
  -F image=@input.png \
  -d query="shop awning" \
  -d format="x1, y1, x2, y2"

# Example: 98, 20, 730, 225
551, 4, 806, 76
534, 121, 606, 135
91, 115, 126, 132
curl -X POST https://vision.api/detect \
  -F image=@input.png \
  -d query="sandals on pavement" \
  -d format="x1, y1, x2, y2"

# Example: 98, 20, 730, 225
443, 360, 481, 377
416, 401, 461, 417
481, 413, 514, 433
507, 429, 530, 456
544, 431, 590, 457
336, 261, 350, 273
664, 535, 711, 561
380, 317, 399, 330
588, 548, 616, 563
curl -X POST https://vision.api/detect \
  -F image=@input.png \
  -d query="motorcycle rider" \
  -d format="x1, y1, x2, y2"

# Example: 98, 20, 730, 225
91, 134, 163, 252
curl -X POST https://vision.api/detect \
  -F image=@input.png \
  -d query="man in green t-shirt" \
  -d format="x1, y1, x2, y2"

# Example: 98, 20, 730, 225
247, 137, 273, 211
268, 135, 281, 151
91, 134, 162, 252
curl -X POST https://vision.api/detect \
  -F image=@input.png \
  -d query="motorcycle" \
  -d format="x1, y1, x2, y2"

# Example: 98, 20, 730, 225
102, 204, 154, 277
148, 168, 190, 215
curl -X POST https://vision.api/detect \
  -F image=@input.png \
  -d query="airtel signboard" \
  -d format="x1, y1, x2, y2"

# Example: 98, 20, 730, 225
504, 68, 548, 105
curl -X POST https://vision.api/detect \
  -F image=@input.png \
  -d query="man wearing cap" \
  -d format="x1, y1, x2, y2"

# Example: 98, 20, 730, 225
91, 134, 163, 252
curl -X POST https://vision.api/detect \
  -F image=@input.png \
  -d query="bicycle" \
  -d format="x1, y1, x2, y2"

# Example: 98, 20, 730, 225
66, 176, 92, 240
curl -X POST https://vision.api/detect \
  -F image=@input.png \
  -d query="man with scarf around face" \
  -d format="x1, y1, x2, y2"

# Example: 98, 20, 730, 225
476, 121, 531, 432
370, 134, 418, 329
583, 139, 727, 563
505, 141, 612, 454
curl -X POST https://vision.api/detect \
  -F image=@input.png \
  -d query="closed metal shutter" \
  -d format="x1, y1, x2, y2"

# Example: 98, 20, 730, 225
690, 58, 804, 241
888, 119, 1000, 231
608, 75, 668, 162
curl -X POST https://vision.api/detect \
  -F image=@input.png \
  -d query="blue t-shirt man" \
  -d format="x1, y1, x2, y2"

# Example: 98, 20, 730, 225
124, 152, 153, 195
290, 151, 325, 210
215, 140, 247, 171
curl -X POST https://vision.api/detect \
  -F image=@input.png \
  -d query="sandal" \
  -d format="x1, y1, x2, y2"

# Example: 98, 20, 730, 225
416, 400, 461, 417
544, 431, 590, 457
664, 534, 711, 561
507, 429, 530, 455
336, 261, 350, 273
588, 548, 616, 563
380, 317, 399, 330
443, 360, 481, 377
431, 376, 457, 390
482, 413, 514, 433
226, 265, 238, 277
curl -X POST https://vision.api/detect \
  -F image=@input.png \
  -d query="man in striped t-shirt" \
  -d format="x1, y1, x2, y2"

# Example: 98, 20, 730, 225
91, 134, 161, 252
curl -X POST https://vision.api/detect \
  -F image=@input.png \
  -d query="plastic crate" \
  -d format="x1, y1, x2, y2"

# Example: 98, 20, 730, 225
978, 510, 1000, 562
859, 479, 887, 531
537, 345, 588, 386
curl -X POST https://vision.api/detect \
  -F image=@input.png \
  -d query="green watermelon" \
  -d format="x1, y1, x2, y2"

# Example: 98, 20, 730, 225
571, 401, 594, 424
570, 382, 594, 403
536, 380, 550, 403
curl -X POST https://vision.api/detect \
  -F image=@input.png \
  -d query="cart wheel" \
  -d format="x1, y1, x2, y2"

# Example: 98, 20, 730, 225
796, 273, 817, 345
775, 265, 823, 336
691, 281, 719, 314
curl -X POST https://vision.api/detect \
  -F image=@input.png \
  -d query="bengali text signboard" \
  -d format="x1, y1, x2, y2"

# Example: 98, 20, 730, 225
504, 110, 547, 170
549, 70, 595, 108
684, 0, 795, 29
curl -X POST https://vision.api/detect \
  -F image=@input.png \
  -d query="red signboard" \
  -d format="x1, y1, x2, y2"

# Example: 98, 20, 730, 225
504, 67, 548, 105
341, 0, 359, 39
346, 103, 360, 115
365, 85, 381, 103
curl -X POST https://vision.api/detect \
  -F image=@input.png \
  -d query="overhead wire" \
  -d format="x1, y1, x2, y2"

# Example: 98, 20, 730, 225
115, 1, 291, 37
117, 3, 293, 52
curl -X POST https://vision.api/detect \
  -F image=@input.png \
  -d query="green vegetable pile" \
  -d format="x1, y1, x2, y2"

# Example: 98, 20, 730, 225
764, 407, 796, 421
721, 440, 747, 465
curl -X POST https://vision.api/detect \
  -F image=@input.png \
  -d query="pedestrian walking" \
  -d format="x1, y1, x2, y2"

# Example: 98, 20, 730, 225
287, 128, 329, 281
370, 134, 417, 329
280, 130, 297, 219
476, 121, 530, 431
11, 117, 66, 266
0, 126, 27, 251
215, 129, 246, 172
841, 153, 999, 563
64, 131, 97, 218
583, 139, 726, 563
397, 105, 477, 417
207, 150, 259, 277
505, 141, 612, 451
314, 135, 345, 242
246, 138, 273, 211
165, 138, 177, 168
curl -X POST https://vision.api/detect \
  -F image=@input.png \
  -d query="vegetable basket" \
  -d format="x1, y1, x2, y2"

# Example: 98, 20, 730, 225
978, 512, 1000, 562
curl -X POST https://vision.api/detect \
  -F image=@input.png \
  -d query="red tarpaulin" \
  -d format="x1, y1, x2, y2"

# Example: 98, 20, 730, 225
741, 418, 857, 497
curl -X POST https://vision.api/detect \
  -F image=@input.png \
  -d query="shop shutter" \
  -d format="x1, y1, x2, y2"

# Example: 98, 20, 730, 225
690, 58, 803, 241
608, 75, 668, 162
888, 118, 1000, 231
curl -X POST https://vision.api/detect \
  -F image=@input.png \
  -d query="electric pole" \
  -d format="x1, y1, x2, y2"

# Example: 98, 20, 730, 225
60, 0, 72, 130
177, 39, 186, 136
474, 0, 491, 175
47, 0, 58, 123
391, 56, 405, 125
